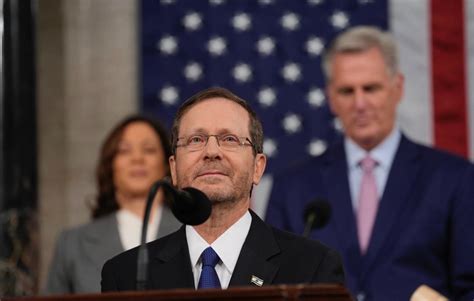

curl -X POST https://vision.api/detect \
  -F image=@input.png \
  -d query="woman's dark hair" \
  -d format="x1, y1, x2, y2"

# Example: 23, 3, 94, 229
91, 115, 172, 219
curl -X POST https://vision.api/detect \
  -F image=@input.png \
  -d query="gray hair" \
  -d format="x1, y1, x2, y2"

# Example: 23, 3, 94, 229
322, 26, 399, 80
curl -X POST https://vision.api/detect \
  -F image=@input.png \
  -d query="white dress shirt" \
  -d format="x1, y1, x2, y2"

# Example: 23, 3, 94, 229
345, 127, 401, 212
186, 211, 252, 289
116, 206, 162, 251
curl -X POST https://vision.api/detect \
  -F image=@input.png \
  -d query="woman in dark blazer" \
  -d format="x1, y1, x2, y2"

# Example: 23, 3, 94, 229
44, 115, 181, 294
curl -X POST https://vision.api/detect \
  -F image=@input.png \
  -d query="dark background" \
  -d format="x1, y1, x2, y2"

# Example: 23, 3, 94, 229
0, 0, 37, 296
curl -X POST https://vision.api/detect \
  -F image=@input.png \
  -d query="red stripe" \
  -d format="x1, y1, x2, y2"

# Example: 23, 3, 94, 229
430, 0, 468, 157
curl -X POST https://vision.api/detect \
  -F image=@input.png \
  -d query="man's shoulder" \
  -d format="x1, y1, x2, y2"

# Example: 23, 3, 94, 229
270, 226, 335, 256
250, 212, 343, 280
404, 137, 473, 169
264, 224, 340, 269
251, 210, 331, 254
267, 225, 344, 283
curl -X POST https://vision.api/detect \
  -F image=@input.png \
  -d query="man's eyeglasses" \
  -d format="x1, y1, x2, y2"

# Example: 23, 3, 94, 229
176, 134, 255, 152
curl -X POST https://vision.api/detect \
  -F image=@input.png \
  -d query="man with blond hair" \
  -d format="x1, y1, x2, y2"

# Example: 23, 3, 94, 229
266, 26, 474, 301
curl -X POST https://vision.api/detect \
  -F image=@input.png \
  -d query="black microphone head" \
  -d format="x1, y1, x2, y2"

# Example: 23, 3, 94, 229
303, 199, 331, 230
171, 187, 212, 225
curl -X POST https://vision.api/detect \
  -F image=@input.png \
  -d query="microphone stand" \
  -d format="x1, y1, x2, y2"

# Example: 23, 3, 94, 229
136, 180, 162, 290
135, 180, 211, 290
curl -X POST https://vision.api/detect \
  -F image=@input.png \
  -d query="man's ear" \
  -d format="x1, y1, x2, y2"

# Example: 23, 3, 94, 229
169, 155, 177, 185
252, 153, 267, 185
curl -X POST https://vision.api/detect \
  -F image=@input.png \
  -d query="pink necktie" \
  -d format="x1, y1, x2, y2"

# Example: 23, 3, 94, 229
357, 156, 378, 254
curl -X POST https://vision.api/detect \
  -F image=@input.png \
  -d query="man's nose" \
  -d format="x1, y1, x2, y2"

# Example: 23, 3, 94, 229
203, 136, 222, 158
354, 89, 368, 109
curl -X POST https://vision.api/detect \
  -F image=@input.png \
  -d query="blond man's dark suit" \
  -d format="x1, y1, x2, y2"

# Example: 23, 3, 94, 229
266, 135, 474, 300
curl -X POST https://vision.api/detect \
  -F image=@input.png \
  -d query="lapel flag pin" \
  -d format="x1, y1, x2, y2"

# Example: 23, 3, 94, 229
251, 275, 264, 287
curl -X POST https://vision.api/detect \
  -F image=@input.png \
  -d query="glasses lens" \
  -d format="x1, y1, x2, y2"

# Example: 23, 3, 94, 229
179, 134, 251, 151
218, 134, 241, 149
186, 135, 206, 150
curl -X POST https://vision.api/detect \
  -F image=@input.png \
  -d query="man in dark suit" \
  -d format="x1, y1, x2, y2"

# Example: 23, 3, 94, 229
265, 26, 474, 301
101, 87, 344, 291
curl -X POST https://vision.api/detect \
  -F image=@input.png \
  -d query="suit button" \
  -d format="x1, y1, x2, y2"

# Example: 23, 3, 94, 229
356, 292, 365, 301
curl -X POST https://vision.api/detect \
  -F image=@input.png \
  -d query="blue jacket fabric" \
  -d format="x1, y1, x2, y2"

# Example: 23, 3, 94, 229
266, 135, 474, 301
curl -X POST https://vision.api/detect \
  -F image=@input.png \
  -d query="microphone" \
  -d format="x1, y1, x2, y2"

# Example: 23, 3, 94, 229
302, 199, 331, 238
136, 180, 212, 290
163, 184, 212, 226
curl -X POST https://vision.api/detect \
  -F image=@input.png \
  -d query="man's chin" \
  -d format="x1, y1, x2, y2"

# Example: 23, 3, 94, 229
198, 187, 234, 203
178, 178, 235, 202
351, 133, 380, 150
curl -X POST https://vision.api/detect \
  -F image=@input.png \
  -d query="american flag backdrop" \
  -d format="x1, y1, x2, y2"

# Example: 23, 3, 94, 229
140, 0, 474, 216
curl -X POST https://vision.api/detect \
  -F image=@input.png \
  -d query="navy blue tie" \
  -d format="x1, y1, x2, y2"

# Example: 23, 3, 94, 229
197, 247, 221, 289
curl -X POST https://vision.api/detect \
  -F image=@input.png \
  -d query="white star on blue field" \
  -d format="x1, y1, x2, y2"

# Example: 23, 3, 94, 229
142, 0, 388, 173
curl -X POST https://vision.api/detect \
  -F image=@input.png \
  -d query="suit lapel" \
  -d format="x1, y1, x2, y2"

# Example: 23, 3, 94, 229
229, 211, 280, 287
322, 144, 362, 269
81, 214, 124, 272
360, 136, 421, 278
149, 226, 195, 289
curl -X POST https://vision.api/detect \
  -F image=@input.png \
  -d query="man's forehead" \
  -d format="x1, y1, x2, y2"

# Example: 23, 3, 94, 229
178, 98, 250, 134
185, 97, 244, 110
330, 57, 391, 85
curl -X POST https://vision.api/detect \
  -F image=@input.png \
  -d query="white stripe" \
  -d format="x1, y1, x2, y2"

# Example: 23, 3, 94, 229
390, 0, 433, 146
466, 0, 474, 160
